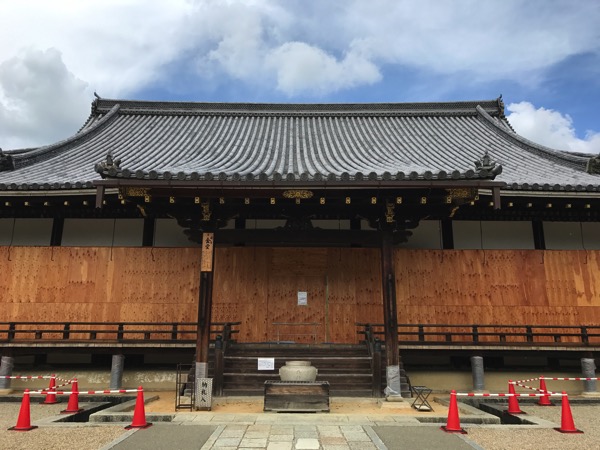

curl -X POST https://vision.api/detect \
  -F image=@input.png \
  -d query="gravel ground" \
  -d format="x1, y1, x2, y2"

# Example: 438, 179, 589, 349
465, 404, 597, 450
0, 402, 126, 450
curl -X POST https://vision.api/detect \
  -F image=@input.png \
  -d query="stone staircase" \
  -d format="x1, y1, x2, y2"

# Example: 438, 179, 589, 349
221, 343, 375, 396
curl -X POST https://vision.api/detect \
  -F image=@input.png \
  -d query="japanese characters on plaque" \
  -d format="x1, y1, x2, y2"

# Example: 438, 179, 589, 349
201, 232, 214, 272
196, 378, 213, 409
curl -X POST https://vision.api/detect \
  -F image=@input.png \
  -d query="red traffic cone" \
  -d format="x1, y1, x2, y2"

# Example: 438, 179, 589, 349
555, 392, 583, 433
538, 377, 553, 406
61, 379, 83, 414
125, 386, 152, 429
9, 389, 38, 431
42, 374, 59, 405
441, 390, 466, 433
507, 381, 524, 414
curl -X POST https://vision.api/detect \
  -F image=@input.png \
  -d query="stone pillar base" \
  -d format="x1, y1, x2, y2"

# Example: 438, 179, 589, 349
109, 354, 125, 390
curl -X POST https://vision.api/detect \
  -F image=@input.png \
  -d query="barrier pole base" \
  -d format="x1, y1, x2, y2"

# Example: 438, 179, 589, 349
125, 423, 152, 430
554, 427, 583, 434
61, 408, 84, 414
440, 426, 467, 434
8, 425, 38, 432
503, 409, 527, 415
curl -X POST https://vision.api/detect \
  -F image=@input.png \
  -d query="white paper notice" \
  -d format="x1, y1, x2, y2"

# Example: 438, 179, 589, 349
298, 291, 308, 306
257, 358, 275, 370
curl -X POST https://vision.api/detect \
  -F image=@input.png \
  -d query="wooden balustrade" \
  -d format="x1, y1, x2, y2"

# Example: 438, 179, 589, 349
356, 323, 600, 346
0, 321, 240, 344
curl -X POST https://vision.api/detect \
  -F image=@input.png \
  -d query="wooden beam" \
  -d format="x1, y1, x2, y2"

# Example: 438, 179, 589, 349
196, 233, 215, 366
94, 178, 506, 191
381, 231, 399, 366
95, 186, 105, 208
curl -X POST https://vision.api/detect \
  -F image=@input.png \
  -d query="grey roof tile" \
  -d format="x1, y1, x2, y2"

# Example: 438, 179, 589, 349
0, 98, 598, 191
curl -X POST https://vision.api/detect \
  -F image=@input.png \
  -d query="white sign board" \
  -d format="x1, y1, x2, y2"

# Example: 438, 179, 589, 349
257, 357, 275, 370
298, 291, 308, 306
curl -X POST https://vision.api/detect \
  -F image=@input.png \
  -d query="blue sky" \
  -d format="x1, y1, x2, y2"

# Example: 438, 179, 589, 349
0, 0, 599, 153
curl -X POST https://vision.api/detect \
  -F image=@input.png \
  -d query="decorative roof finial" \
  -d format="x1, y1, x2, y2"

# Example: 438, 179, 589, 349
586, 154, 600, 175
94, 91, 101, 99
94, 151, 122, 177
474, 150, 502, 179
0, 147, 15, 172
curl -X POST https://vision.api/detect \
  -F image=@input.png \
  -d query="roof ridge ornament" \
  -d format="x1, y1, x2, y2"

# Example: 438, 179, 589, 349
0, 148, 15, 172
497, 94, 505, 117
474, 150, 502, 179
586, 154, 600, 175
94, 151, 122, 178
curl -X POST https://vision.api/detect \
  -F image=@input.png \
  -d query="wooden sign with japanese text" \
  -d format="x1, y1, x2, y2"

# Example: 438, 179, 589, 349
201, 232, 214, 272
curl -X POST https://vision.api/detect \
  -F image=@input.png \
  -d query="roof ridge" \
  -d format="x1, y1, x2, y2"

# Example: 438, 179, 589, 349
475, 105, 589, 171
93, 98, 503, 116
10, 104, 121, 170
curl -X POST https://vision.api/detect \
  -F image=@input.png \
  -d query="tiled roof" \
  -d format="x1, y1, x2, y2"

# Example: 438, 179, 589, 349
0, 97, 598, 192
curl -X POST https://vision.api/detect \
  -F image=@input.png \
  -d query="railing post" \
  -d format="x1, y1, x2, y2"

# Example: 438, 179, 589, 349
63, 323, 70, 340
418, 325, 425, 342
172, 324, 178, 341
472, 325, 479, 343
223, 323, 232, 345
581, 327, 589, 345
213, 335, 224, 397
526, 326, 533, 343
8, 323, 15, 341
372, 338, 382, 398
117, 324, 124, 341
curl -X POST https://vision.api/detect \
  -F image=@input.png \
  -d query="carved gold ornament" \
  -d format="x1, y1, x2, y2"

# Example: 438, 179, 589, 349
121, 187, 149, 197
282, 190, 314, 199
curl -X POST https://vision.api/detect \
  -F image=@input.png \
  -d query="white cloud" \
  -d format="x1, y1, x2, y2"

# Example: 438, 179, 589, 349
507, 102, 600, 154
0, 1, 599, 147
0, 48, 89, 149
266, 42, 381, 95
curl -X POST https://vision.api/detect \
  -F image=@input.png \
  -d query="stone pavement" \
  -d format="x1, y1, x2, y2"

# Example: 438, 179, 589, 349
105, 412, 480, 450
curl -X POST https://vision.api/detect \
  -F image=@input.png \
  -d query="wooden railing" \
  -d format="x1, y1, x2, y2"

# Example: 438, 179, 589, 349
357, 323, 600, 346
360, 324, 383, 397
0, 321, 240, 344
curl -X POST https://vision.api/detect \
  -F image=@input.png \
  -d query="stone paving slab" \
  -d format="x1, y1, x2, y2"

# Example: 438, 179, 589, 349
108, 423, 216, 450
372, 425, 476, 450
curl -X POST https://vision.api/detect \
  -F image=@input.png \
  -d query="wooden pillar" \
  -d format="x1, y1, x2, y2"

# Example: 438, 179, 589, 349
381, 231, 399, 366
195, 232, 215, 376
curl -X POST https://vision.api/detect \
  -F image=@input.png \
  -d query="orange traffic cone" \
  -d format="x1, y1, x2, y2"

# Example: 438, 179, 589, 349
507, 381, 524, 414
555, 392, 583, 433
125, 386, 152, 429
61, 379, 83, 414
441, 390, 466, 433
538, 377, 553, 406
9, 389, 38, 431
42, 374, 59, 405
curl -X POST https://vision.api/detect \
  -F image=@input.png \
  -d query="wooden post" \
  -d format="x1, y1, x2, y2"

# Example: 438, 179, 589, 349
213, 335, 224, 396
195, 232, 215, 375
381, 231, 399, 367
372, 339, 383, 397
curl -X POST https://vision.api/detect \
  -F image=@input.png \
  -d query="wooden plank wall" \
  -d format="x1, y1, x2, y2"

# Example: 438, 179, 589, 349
211, 248, 383, 343
395, 250, 600, 343
1, 247, 599, 344
0, 247, 201, 338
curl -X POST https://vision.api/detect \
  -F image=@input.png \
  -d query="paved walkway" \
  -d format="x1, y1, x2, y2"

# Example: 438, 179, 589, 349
104, 412, 481, 450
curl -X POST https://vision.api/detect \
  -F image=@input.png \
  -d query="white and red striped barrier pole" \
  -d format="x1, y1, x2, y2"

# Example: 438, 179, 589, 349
1, 375, 53, 380
542, 376, 599, 381
32, 388, 141, 396
455, 392, 564, 398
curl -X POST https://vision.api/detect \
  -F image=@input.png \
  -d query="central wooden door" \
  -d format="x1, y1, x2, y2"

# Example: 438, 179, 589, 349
267, 275, 328, 343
